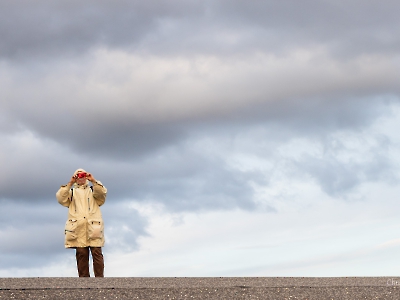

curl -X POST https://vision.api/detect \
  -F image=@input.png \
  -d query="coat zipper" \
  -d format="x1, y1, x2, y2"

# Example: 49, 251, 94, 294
72, 189, 76, 213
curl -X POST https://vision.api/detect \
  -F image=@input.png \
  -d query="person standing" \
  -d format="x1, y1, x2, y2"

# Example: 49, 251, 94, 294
56, 168, 107, 277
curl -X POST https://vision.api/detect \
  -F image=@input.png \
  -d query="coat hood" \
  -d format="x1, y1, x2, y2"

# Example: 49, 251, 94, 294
74, 168, 88, 187
74, 168, 87, 176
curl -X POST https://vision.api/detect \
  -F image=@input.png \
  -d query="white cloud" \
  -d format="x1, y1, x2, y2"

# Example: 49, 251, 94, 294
102, 176, 400, 277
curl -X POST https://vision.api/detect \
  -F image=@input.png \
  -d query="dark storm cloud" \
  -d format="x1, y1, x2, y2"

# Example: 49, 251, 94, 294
0, 0, 203, 60
1, 0, 399, 60
39, 121, 187, 159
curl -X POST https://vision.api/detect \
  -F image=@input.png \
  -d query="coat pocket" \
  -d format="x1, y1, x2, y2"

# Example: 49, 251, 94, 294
65, 219, 78, 241
88, 219, 104, 240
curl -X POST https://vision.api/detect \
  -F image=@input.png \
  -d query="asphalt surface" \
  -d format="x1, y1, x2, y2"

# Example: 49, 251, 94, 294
1, 277, 400, 299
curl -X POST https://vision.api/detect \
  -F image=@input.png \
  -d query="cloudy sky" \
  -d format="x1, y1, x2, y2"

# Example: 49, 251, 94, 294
1, 0, 400, 277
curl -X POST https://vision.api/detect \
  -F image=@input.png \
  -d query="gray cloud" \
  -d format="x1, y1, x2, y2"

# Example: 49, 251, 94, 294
214, 0, 400, 55
131, 155, 263, 212
104, 202, 149, 251
0, 199, 150, 270
292, 133, 396, 197
0, 201, 67, 269
0, 94, 396, 206
1, 0, 399, 61
0, 0, 203, 60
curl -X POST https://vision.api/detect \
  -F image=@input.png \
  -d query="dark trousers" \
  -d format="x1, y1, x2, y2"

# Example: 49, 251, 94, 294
75, 247, 104, 277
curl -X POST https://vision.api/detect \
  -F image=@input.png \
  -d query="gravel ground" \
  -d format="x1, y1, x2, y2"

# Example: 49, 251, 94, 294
1, 277, 399, 299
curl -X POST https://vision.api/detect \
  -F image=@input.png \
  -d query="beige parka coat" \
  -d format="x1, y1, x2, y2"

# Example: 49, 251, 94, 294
56, 171, 107, 248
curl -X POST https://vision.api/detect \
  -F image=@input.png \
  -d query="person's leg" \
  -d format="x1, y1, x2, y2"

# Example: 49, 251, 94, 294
90, 247, 104, 277
75, 247, 90, 277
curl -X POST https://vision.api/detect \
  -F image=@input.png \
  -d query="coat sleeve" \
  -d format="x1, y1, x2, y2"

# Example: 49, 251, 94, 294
56, 185, 72, 207
92, 181, 107, 206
